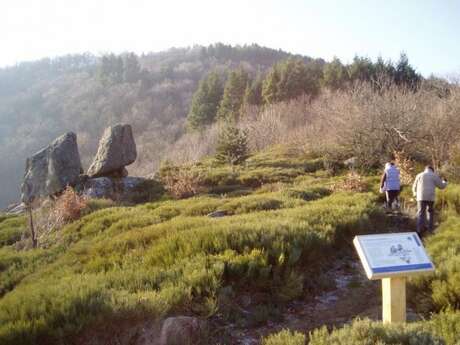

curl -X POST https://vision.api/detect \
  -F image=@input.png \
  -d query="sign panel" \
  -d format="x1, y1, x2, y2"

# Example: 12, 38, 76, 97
353, 232, 435, 280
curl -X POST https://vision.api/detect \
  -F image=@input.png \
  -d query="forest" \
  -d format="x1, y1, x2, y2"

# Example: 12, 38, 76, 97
0, 43, 432, 209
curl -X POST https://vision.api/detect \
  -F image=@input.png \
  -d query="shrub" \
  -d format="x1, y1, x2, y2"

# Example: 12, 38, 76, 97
309, 319, 444, 345
429, 310, 460, 345
410, 214, 460, 312
215, 124, 250, 166
262, 329, 306, 345
394, 150, 416, 185
52, 187, 88, 225
159, 164, 205, 199
332, 172, 368, 192
0, 216, 26, 247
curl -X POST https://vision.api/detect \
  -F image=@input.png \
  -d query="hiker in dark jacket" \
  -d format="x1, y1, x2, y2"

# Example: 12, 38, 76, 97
380, 162, 401, 209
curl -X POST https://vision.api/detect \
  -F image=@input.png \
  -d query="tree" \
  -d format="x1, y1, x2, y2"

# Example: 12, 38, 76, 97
244, 72, 263, 106
122, 53, 141, 83
348, 56, 375, 83
395, 53, 421, 89
322, 57, 349, 91
215, 124, 249, 165
217, 68, 249, 122
98, 54, 123, 84
187, 71, 224, 130
262, 58, 322, 104
262, 67, 280, 104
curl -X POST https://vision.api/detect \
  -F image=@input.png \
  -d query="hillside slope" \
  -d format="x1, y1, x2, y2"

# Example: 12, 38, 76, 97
0, 147, 379, 344
1, 147, 460, 344
0, 44, 315, 208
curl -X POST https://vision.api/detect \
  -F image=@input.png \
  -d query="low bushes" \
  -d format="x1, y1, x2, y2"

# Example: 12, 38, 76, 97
308, 319, 444, 345
262, 329, 306, 345
410, 214, 460, 312
0, 190, 377, 345
0, 215, 26, 247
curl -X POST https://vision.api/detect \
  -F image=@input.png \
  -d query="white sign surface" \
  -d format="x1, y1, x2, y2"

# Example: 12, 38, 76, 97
353, 232, 435, 279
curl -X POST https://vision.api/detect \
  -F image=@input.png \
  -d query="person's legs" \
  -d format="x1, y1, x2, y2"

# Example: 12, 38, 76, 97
388, 190, 398, 209
426, 201, 435, 232
416, 201, 427, 234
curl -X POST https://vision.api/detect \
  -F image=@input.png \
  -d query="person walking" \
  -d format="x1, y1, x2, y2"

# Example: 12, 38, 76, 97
380, 162, 401, 210
412, 166, 448, 234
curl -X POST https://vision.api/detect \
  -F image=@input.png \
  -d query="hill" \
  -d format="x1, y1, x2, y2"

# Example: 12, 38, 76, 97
0, 44, 315, 208
1, 146, 460, 344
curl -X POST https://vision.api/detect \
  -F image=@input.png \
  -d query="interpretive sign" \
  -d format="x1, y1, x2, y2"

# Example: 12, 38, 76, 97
353, 232, 434, 280
354, 232, 435, 323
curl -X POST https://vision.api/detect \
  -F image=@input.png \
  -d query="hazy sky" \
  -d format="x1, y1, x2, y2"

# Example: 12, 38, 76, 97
2, 0, 460, 76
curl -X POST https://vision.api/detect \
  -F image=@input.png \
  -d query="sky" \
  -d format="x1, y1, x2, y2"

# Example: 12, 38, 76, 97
2, 0, 460, 76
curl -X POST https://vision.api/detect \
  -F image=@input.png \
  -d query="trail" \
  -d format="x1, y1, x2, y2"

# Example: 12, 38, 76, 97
210, 210, 419, 344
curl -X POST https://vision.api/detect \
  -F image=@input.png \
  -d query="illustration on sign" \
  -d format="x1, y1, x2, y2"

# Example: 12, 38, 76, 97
390, 243, 411, 264
353, 232, 434, 279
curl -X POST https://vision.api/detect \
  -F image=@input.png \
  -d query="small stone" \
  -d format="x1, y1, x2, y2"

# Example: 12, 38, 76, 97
159, 316, 207, 345
207, 210, 227, 218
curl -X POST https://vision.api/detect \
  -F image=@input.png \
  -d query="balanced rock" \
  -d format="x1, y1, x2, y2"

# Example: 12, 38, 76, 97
87, 124, 137, 177
21, 132, 82, 204
159, 316, 207, 345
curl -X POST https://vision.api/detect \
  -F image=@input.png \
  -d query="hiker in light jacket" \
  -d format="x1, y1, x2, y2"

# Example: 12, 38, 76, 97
380, 162, 401, 209
412, 166, 447, 234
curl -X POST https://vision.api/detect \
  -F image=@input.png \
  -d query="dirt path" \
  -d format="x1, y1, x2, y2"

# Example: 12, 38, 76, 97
211, 211, 419, 344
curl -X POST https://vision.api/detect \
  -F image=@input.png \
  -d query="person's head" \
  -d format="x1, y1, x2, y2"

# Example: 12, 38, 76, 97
425, 165, 434, 172
385, 161, 395, 169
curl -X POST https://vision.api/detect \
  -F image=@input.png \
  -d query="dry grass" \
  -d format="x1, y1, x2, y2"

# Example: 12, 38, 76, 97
159, 165, 205, 199
332, 172, 368, 193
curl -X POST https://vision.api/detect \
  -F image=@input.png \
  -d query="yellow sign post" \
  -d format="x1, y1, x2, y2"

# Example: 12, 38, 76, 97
382, 276, 406, 323
354, 232, 434, 323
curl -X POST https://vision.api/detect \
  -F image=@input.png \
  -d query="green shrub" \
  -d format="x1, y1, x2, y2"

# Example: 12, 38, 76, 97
410, 215, 460, 312
221, 194, 283, 215
83, 198, 116, 215
262, 329, 306, 345
429, 310, 460, 345
0, 191, 377, 344
282, 187, 331, 201
309, 319, 444, 345
215, 125, 250, 166
0, 216, 26, 247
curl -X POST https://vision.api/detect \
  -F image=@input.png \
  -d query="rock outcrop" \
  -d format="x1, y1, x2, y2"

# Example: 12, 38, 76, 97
87, 124, 137, 177
159, 316, 207, 345
21, 132, 82, 204
79, 176, 146, 200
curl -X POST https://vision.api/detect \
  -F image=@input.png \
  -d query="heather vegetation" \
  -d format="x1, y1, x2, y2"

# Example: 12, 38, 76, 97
0, 146, 382, 344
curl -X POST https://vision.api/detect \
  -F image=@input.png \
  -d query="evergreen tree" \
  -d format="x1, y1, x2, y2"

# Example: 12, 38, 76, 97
262, 67, 281, 104
122, 53, 141, 83
187, 71, 224, 130
244, 73, 263, 106
348, 56, 375, 83
217, 68, 249, 121
277, 59, 319, 101
322, 57, 349, 91
262, 58, 322, 104
215, 124, 250, 165
395, 53, 421, 89
98, 54, 123, 84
